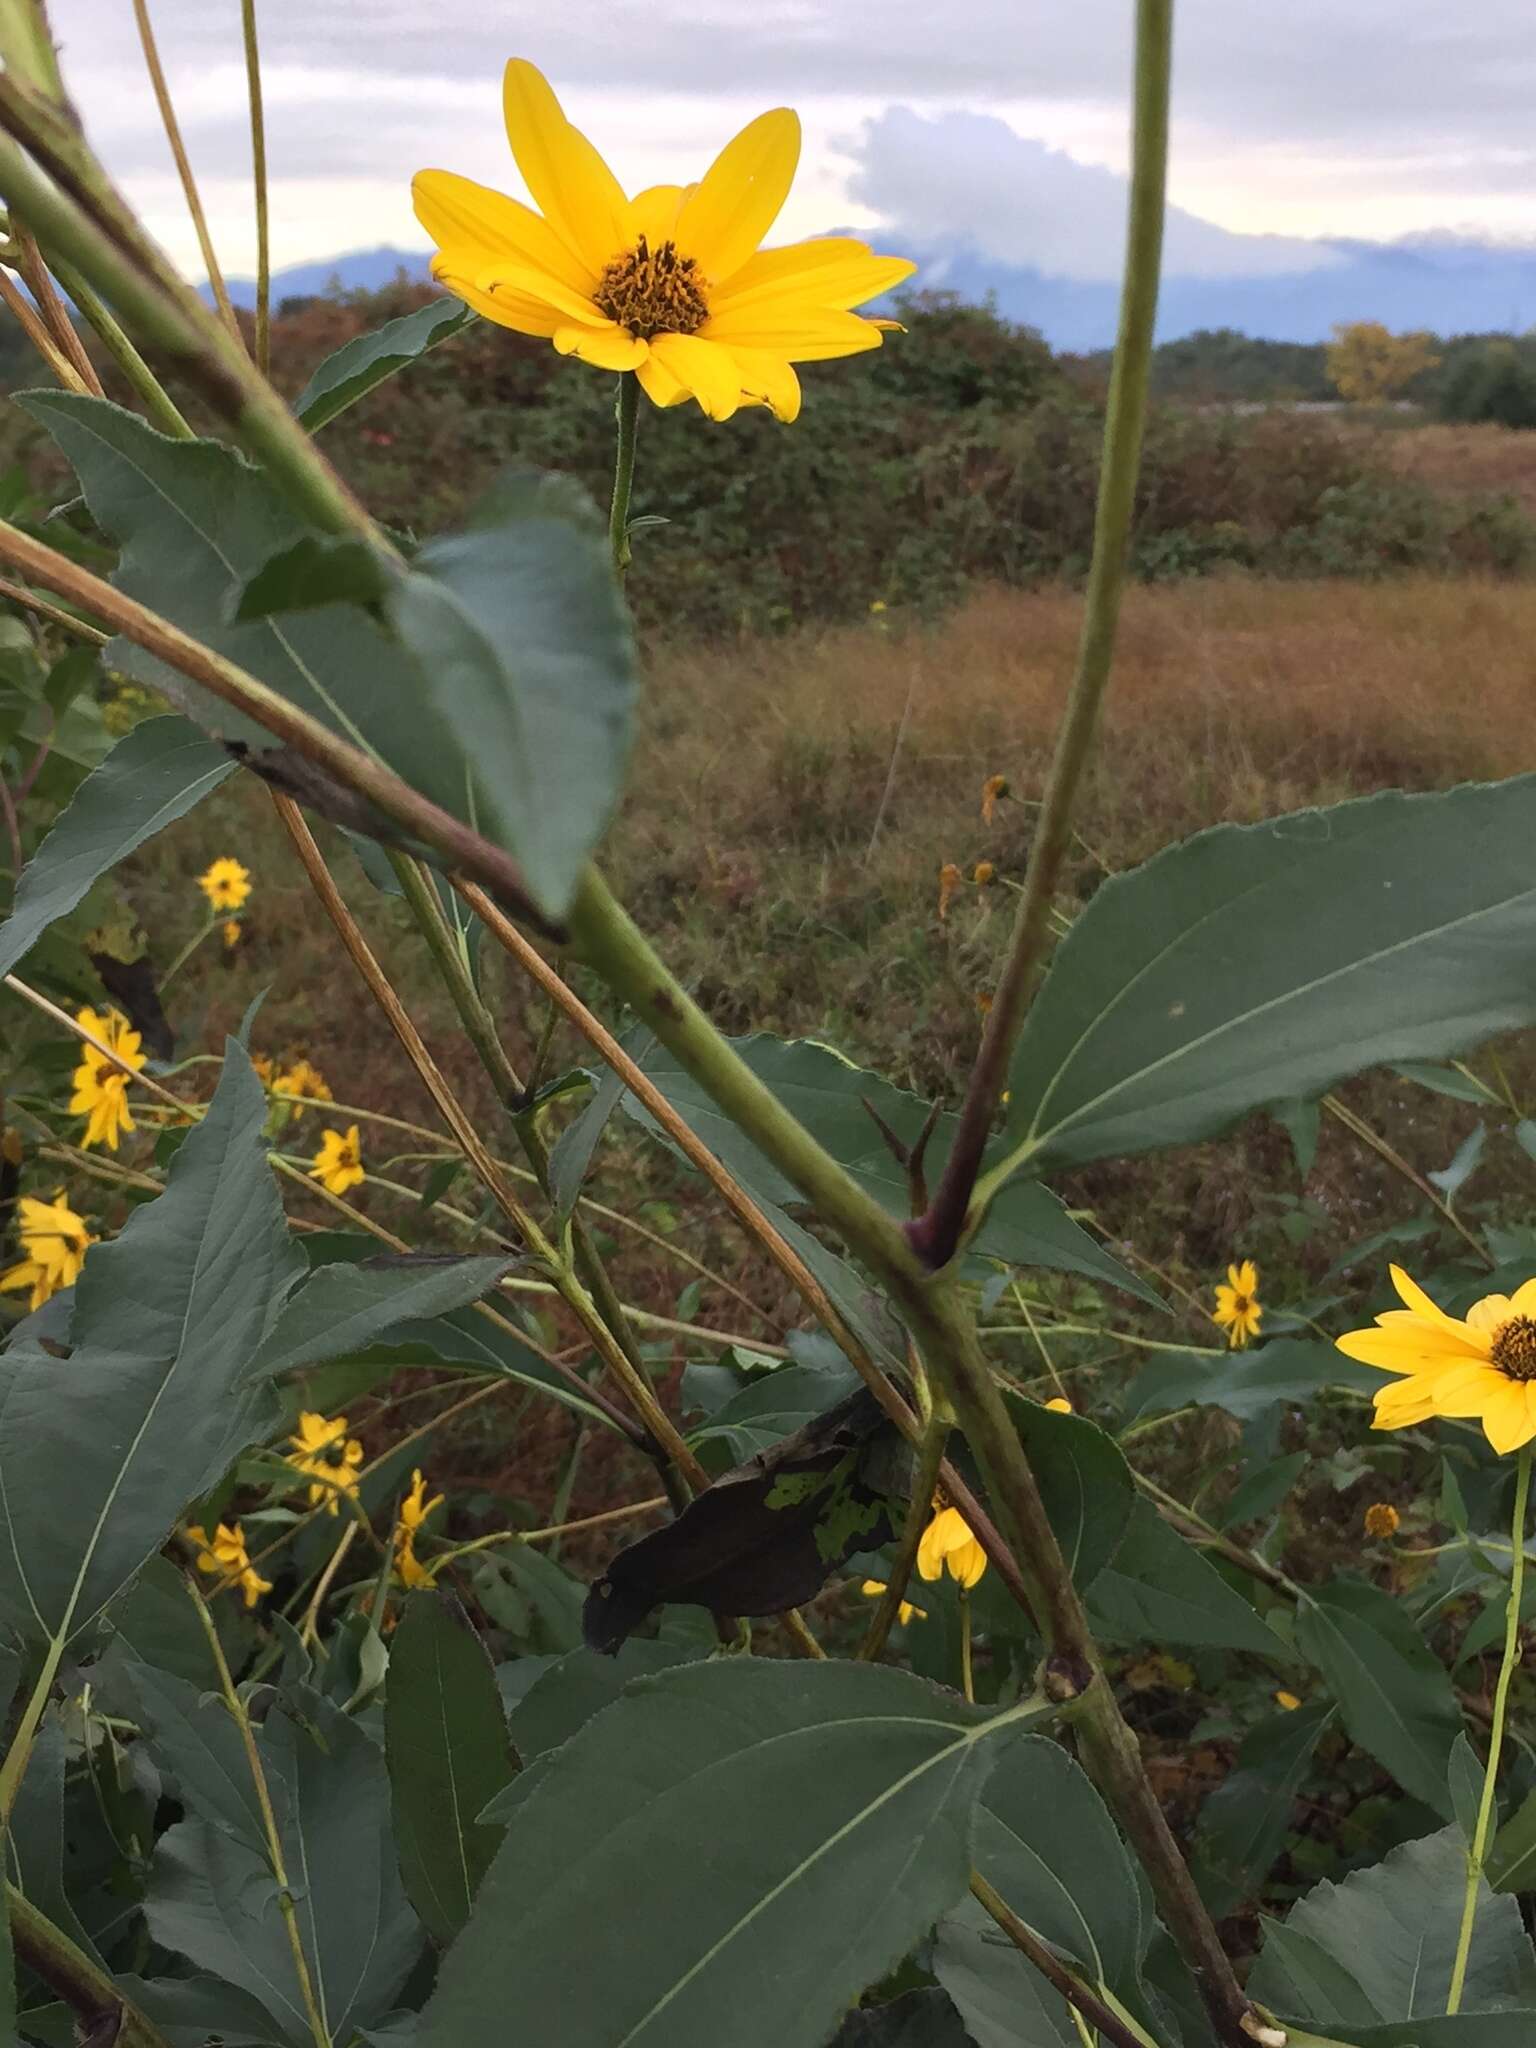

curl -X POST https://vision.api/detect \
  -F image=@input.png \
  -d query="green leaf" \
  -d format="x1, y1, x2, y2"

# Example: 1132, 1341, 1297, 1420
1219, 1450, 1309, 1530
931, 1897, 1078, 2048
1293, 1578, 1465, 1818
969, 1734, 1142, 1995
688, 1358, 860, 1467
417, 1660, 1047, 2048
503, 1641, 703, 1770
1448, 1729, 1484, 1844
386, 471, 638, 917
122, 1973, 287, 2048
832, 1989, 977, 2046
1487, 1785, 1536, 1892
245, 1253, 511, 1381
20, 395, 635, 920
624, 1032, 1159, 1303
1122, 1338, 1382, 1425
384, 1592, 518, 1949
112, 1658, 269, 1853
234, 534, 393, 619
7, 1711, 101, 1965
145, 1696, 424, 2048
1338, 2019, 1536, 2047
1191, 1702, 1335, 1914
1005, 1396, 1134, 1595
294, 297, 476, 431
1248, 1826, 1536, 2024
1001, 779, 1536, 1173
548, 1058, 630, 1219
0, 1047, 301, 1648
1086, 1500, 1284, 1656
0, 714, 233, 979
1391, 1060, 1502, 1104
471, 1545, 586, 1658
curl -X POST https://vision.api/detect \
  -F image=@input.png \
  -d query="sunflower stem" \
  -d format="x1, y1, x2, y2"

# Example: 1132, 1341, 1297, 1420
910, 0, 1173, 1269
239, 0, 270, 375
609, 369, 640, 575
1447, 1443, 1531, 2014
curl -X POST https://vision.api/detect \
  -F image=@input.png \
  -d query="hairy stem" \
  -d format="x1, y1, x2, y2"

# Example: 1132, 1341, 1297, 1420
1448, 1444, 1531, 2013
7, 1883, 174, 2048
915, 0, 1173, 1266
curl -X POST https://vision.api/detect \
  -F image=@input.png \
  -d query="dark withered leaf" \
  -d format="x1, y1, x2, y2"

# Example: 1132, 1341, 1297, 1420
583, 1387, 907, 1654
86, 931, 174, 1060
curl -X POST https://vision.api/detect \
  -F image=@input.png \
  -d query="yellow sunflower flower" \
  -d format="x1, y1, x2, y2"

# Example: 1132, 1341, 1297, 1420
917, 1505, 988, 1589
222, 920, 243, 950
860, 1578, 925, 1627
1363, 1501, 1400, 1538
0, 1193, 95, 1309
187, 1521, 272, 1609
413, 58, 915, 423
1274, 1689, 1302, 1712
274, 1057, 333, 1116
1045, 1395, 1073, 1414
1213, 1259, 1263, 1350
1337, 1264, 1536, 1455
70, 1006, 146, 1152
393, 1469, 445, 1589
197, 857, 252, 912
309, 1125, 365, 1196
981, 774, 1010, 825
286, 1410, 364, 1514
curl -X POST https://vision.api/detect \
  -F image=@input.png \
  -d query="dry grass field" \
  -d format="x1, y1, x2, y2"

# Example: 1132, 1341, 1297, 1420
1379, 418, 1536, 518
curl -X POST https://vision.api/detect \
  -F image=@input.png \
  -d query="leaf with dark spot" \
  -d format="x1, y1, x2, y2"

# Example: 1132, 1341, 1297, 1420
87, 921, 173, 1059
583, 1388, 908, 1653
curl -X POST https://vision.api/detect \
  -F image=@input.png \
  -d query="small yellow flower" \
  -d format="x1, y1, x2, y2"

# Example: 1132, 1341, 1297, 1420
197, 857, 252, 913
274, 1057, 333, 1115
1045, 1396, 1073, 1414
393, 1469, 445, 1589
860, 1578, 924, 1626
937, 862, 963, 922
1363, 1501, 1400, 1539
309, 1125, 364, 1196
0, 1193, 95, 1309
917, 1505, 987, 1589
186, 1522, 272, 1609
413, 59, 915, 423
251, 1054, 275, 1086
70, 1006, 146, 1152
286, 1410, 364, 1514
972, 861, 996, 888
1274, 1689, 1302, 1712
1338, 1265, 1536, 1456
1213, 1259, 1263, 1350
981, 774, 1010, 825
222, 920, 242, 950
868, 599, 888, 615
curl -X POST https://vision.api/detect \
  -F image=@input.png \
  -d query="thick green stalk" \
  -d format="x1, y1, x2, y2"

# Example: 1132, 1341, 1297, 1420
7, 1883, 174, 2048
1448, 1444, 1531, 2012
924, 0, 1173, 1261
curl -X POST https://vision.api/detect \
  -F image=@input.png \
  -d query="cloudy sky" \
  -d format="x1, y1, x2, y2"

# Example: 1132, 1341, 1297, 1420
47, 1, 1536, 285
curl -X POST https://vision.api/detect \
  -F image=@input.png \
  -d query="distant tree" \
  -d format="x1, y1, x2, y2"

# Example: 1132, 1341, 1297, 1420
1325, 321, 1440, 405
1437, 339, 1536, 430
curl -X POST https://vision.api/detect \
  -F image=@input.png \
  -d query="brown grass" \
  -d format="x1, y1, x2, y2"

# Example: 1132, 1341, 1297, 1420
1379, 420, 1536, 518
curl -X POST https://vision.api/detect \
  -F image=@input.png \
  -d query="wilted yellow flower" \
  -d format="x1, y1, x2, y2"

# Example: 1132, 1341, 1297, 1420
0, 1193, 95, 1309
222, 920, 242, 950
413, 59, 914, 423
197, 857, 252, 913
393, 1469, 445, 1589
287, 1410, 364, 1514
187, 1522, 272, 1609
860, 1578, 924, 1626
917, 1505, 987, 1589
274, 1057, 333, 1115
981, 774, 1010, 825
1213, 1259, 1263, 1350
975, 992, 994, 1017
70, 1006, 146, 1152
1338, 1265, 1536, 1455
1274, 1689, 1302, 1712
1363, 1501, 1400, 1538
972, 861, 995, 888
937, 862, 963, 921
310, 1125, 364, 1195
1045, 1396, 1072, 1414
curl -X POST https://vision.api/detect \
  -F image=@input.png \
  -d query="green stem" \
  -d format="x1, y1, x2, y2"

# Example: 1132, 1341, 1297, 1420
1447, 1444, 1531, 2014
0, 1634, 63, 1821
159, 913, 220, 989
239, 0, 269, 375
45, 254, 192, 437
926, 0, 1173, 1259
7, 1882, 174, 2048
609, 370, 640, 574
859, 1418, 949, 1661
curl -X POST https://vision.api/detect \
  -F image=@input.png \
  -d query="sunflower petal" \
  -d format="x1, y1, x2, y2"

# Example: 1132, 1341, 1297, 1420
431, 258, 563, 337
412, 168, 594, 296
1467, 1295, 1515, 1333
1424, 1362, 1510, 1416
471, 258, 610, 328
502, 59, 633, 279
630, 182, 690, 245
674, 107, 800, 283
1335, 1327, 1476, 1374
553, 323, 649, 370
636, 351, 691, 409
1482, 1380, 1536, 1456
717, 237, 889, 296
648, 333, 744, 419
1372, 1376, 1437, 1428
711, 249, 916, 318
1389, 1264, 1472, 1334
1510, 1278, 1536, 1315
719, 344, 801, 422
700, 304, 887, 361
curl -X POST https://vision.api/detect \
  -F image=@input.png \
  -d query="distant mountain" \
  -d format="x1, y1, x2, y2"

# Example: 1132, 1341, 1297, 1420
216, 233, 1536, 352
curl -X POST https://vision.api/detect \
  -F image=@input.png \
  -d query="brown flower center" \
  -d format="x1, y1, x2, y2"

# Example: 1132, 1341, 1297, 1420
1492, 1314, 1536, 1381
593, 236, 709, 340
